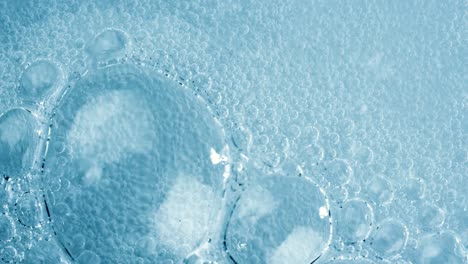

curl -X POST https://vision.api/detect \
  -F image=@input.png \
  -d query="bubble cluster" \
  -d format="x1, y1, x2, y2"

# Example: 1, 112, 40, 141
0, 0, 466, 263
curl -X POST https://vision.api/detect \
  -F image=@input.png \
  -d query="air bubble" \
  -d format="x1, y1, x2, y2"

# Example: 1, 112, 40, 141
86, 29, 128, 61
364, 175, 394, 205
418, 204, 445, 230
15, 192, 44, 228
44, 64, 227, 263
369, 219, 408, 258
414, 231, 466, 263
225, 176, 332, 264
324, 159, 353, 187
0, 246, 19, 263
335, 199, 374, 245
402, 177, 426, 201
20, 60, 60, 100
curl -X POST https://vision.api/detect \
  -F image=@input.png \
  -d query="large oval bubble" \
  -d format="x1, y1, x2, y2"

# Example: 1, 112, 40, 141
43, 64, 229, 263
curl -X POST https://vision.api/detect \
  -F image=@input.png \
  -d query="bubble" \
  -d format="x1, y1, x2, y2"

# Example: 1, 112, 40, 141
364, 175, 394, 205
0, 215, 14, 243
225, 176, 332, 264
76, 250, 101, 264
20, 60, 60, 100
369, 219, 408, 258
44, 64, 228, 263
353, 145, 374, 165
402, 177, 426, 201
335, 199, 374, 245
15, 192, 44, 228
0, 246, 20, 263
299, 143, 324, 168
324, 159, 353, 186
414, 231, 466, 264
418, 204, 445, 230
86, 29, 128, 61
0, 108, 38, 178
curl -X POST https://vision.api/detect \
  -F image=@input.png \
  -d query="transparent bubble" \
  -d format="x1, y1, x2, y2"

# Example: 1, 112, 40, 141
225, 176, 332, 264
20, 60, 60, 100
15, 192, 44, 230
364, 175, 394, 205
369, 219, 408, 258
402, 177, 426, 201
418, 203, 445, 231
86, 29, 128, 61
335, 199, 374, 245
413, 231, 466, 264
44, 64, 228, 263
323, 159, 353, 187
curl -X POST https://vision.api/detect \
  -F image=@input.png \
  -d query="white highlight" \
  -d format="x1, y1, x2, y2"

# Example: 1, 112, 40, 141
153, 175, 218, 257
67, 90, 155, 183
237, 186, 277, 226
319, 206, 328, 219
269, 226, 323, 264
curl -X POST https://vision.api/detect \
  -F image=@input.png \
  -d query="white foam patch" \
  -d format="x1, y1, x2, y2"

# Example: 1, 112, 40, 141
269, 226, 323, 264
237, 185, 277, 226
67, 89, 155, 167
153, 175, 218, 256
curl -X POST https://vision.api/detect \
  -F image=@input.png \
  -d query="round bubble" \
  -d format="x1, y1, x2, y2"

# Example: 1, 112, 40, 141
225, 176, 332, 264
418, 203, 445, 231
414, 231, 466, 264
43, 64, 228, 263
0, 108, 38, 178
369, 219, 408, 258
1, 246, 19, 263
402, 177, 426, 201
86, 29, 128, 61
15, 192, 44, 228
324, 159, 353, 187
20, 60, 59, 100
364, 175, 394, 205
335, 199, 374, 245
